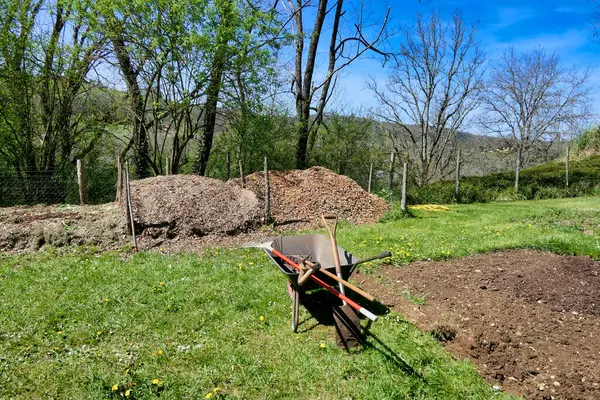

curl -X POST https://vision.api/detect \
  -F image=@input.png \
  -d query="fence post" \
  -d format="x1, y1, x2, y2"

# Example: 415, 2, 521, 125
124, 161, 137, 250
165, 156, 171, 176
368, 162, 373, 193
77, 159, 87, 205
401, 161, 407, 212
388, 152, 395, 191
455, 148, 461, 201
225, 151, 231, 181
239, 158, 245, 188
264, 156, 271, 223
116, 156, 123, 202
566, 145, 570, 188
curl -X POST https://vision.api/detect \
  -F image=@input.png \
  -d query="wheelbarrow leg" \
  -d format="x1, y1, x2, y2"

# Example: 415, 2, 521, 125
291, 287, 300, 333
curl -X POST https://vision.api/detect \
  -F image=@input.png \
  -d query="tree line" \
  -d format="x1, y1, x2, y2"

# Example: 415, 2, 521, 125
0, 0, 594, 204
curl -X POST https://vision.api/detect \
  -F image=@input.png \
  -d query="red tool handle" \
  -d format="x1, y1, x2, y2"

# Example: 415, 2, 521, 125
270, 248, 377, 321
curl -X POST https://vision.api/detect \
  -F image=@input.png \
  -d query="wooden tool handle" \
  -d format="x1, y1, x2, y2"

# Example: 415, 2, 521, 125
271, 248, 377, 322
298, 261, 321, 286
303, 260, 375, 302
320, 214, 342, 272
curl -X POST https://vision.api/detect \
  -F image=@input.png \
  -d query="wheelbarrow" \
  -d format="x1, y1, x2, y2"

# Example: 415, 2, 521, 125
260, 234, 390, 332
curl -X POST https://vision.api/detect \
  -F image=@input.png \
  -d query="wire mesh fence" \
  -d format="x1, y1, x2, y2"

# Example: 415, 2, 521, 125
0, 164, 118, 207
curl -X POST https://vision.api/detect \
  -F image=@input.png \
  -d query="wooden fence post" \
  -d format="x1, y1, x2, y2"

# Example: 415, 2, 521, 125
401, 161, 407, 212
225, 151, 231, 181
566, 145, 570, 188
455, 148, 461, 201
124, 161, 137, 250
77, 159, 87, 205
264, 157, 271, 223
388, 152, 395, 191
368, 162, 373, 193
116, 156, 123, 202
239, 158, 245, 188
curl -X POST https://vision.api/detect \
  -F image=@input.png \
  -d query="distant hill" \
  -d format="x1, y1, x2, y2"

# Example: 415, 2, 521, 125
375, 121, 566, 178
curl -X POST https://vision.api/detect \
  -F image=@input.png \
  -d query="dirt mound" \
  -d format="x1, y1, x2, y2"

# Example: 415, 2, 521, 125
129, 175, 262, 239
361, 250, 600, 400
241, 167, 389, 227
0, 203, 126, 252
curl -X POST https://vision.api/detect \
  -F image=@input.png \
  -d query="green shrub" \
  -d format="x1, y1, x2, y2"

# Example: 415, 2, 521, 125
404, 155, 600, 205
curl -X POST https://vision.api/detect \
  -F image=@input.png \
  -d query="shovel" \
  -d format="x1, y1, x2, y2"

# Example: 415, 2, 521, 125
321, 214, 362, 347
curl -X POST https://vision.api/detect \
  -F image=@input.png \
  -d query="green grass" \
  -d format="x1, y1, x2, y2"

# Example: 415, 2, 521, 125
3, 196, 600, 399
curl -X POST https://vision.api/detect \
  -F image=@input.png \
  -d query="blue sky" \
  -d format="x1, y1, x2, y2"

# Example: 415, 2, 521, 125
331, 0, 599, 117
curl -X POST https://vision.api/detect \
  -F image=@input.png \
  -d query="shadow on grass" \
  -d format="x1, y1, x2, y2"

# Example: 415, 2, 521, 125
295, 288, 424, 380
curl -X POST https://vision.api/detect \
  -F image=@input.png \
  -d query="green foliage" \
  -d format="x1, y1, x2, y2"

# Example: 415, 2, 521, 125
405, 155, 600, 205
574, 126, 600, 155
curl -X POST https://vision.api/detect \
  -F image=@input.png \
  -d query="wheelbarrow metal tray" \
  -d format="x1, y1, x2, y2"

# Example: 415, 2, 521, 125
264, 234, 359, 291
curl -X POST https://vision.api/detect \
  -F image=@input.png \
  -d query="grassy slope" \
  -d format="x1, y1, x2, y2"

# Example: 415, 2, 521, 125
2, 197, 600, 399
409, 155, 600, 204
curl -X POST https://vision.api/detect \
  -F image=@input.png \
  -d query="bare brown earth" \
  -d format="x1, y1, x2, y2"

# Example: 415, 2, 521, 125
0, 203, 127, 252
361, 250, 600, 400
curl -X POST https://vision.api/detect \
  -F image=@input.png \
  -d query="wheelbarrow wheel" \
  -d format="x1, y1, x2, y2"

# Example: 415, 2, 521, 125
291, 286, 300, 333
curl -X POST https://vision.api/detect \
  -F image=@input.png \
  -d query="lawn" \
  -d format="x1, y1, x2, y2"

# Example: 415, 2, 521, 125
1, 197, 599, 399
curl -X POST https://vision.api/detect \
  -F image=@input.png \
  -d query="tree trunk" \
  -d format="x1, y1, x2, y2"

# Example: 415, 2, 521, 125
194, 0, 233, 176
111, 35, 151, 179
195, 61, 224, 175
294, 0, 329, 170
514, 146, 522, 193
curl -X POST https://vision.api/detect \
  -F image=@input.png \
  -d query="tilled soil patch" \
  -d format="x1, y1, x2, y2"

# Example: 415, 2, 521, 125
361, 250, 600, 400
240, 167, 390, 229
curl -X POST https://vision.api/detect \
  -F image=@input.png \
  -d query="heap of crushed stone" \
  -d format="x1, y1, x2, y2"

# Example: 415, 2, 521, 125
240, 167, 390, 228
129, 175, 262, 238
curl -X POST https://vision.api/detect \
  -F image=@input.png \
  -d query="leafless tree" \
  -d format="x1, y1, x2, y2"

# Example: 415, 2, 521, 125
368, 11, 484, 186
480, 47, 592, 192
283, 0, 391, 169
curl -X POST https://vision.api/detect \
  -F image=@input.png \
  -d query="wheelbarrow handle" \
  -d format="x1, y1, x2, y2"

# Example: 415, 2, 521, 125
349, 251, 392, 275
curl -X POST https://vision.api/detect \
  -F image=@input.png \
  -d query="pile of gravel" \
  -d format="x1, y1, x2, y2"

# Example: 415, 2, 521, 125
241, 167, 390, 228
129, 175, 262, 238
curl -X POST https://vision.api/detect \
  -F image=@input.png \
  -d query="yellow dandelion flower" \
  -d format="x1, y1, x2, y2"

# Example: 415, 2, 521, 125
259, 315, 265, 322
205, 393, 213, 399
125, 389, 131, 397
152, 352, 157, 357
405, 253, 410, 257
152, 378, 159, 385
158, 350, 163, 355
213, 387, 221, 392
160, 282, 165, 286
249, 262, 254, 265
320, 343, 326, 349
112, 384, 118, 391
96, 330, 102, 335
57, 331, 62, 334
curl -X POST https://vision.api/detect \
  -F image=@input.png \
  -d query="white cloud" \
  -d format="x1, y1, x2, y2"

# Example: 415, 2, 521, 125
508, 29, 588, 53
492, 7, 536, 30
